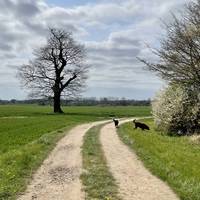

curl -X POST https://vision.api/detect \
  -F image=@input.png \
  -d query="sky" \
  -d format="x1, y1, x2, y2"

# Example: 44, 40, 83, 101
0, 0, 191, 100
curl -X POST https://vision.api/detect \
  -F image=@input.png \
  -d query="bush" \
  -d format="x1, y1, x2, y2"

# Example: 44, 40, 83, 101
152, 84, 200, 135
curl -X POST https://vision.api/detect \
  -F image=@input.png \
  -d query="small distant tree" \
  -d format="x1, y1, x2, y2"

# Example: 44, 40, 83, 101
18, 28, 89, 113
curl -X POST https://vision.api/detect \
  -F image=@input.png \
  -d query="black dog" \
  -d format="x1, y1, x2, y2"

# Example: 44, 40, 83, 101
133, 119, 150, 130
113, 118, 119, 128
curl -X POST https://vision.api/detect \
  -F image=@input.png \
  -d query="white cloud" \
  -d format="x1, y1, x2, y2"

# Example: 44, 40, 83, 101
0, 0, 191, 99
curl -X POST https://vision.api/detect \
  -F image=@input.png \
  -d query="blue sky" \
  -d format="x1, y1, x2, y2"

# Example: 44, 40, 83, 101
0, 0, 190, 100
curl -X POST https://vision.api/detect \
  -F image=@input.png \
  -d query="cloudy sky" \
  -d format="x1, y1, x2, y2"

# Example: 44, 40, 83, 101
0, 0, 191, 100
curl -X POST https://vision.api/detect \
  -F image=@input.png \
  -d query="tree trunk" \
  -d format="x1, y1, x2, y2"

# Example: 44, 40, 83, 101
53, 92, 63, 113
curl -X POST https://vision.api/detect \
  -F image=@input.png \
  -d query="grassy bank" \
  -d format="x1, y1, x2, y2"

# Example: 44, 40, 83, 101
0, 105, 150, 199
81, 125, 120, 200
118, 119, 200, 200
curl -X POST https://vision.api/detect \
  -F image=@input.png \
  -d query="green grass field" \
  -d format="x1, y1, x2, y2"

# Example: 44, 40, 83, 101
118, 119, 200, 200
0, 105, 151, 117
0, 105, 150, 200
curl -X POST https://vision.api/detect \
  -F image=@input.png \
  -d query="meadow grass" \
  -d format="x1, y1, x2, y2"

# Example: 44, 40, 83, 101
81, 125, 120, 200
0, 105, 151, 117
118, 119, 200, 200
0, 105, 150, 199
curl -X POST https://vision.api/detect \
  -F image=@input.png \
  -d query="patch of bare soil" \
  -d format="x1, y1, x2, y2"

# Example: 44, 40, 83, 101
18, 120, 108, 200
100, 120, 179, 200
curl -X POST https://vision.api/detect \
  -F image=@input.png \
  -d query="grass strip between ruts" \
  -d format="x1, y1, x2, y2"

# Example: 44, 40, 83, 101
81, 124, 121, 200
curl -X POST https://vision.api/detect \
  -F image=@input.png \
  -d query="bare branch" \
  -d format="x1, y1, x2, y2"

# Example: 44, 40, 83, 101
18, 28, 89, 113
140, 1, 200, 90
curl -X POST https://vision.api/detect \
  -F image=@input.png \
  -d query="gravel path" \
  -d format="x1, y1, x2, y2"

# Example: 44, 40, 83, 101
100, 120, 179, 200
18, 120, 108, 200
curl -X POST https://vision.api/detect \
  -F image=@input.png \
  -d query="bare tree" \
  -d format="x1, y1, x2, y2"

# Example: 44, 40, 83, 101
140, 0, 200, 90
18, 28, 89, 113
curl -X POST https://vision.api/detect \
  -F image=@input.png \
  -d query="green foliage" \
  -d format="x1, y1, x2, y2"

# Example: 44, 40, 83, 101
118, 119, 200, 200
152, 85, 200, 135
81, 125, 120, 200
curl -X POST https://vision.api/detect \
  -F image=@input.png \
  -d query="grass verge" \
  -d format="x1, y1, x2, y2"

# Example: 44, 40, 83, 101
81, 125, 120, 200
118, 119, 200, 200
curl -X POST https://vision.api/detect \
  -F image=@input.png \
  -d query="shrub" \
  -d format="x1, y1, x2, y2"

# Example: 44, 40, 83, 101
152, 84, 200, 135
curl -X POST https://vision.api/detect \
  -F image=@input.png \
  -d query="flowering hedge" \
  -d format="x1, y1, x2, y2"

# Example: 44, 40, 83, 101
152, 85, 200, 135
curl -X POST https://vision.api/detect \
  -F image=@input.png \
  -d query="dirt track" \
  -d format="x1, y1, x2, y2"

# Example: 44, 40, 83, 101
18, 121, 108, 200
18, 119, 179, 200
100, 120, 179, 200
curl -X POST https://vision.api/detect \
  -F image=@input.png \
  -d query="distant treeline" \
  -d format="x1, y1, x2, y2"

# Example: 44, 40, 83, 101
0, 97, 150, 106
